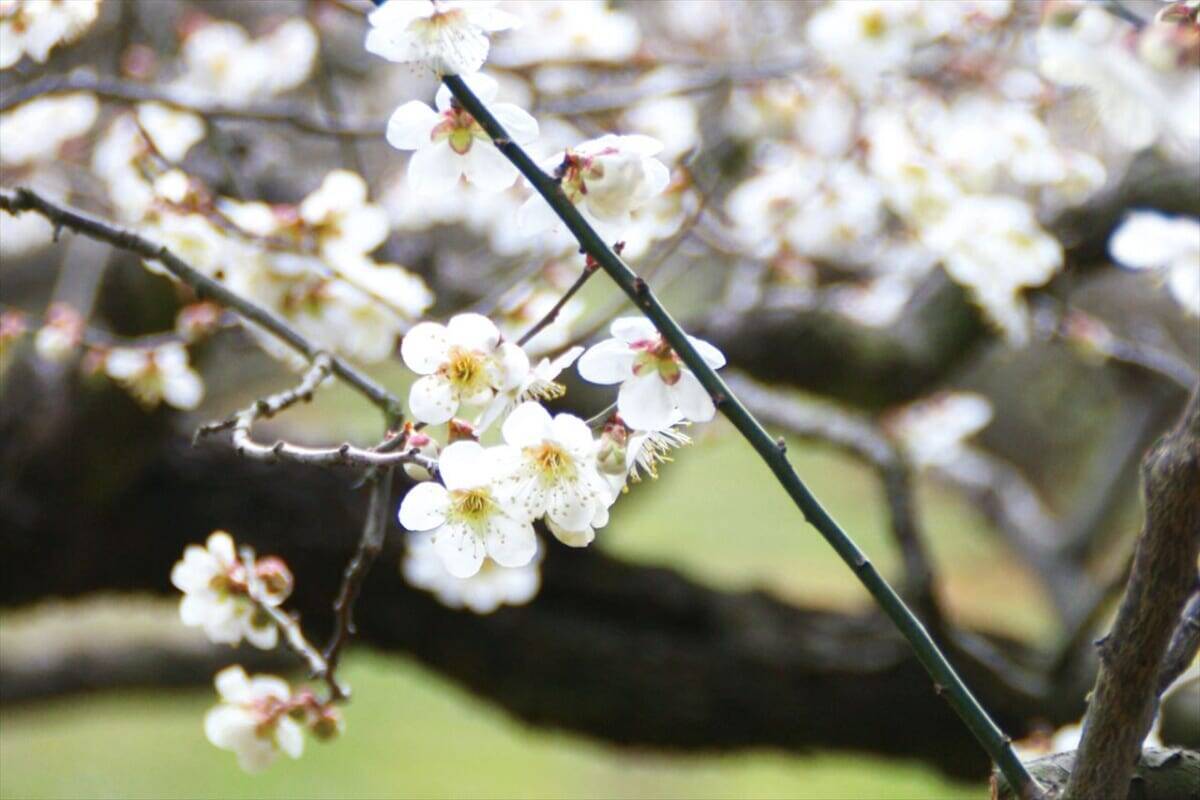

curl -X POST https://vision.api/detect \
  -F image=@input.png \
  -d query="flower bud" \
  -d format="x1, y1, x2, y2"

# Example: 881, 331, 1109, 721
176, 302, 223, 342
310, 706, 344, 741
402, 426, 442, 481
447, 418, 478, 443
254, 556, 294, 603
34, 303, 84, 363
597, 419, 630, 476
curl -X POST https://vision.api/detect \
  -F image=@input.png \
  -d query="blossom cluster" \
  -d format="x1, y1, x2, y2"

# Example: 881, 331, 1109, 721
5, 0, 1196, 777
720, 0, 1199, 339
0, 0, 100, 70
170, 532, 342, 771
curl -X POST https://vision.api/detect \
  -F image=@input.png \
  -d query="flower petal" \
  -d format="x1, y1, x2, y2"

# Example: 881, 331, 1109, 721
517, 195, 561, 235
610, 316, 659, 344
490, 102, 539, 145
547, 517, 594, 548
386, 101, 440, 151
434, 523, 486, 577
687, 335, 726, 369
501, 400, 554, 447
446, 312, 500, 351
437, 440, 491, 490
617, 372, 676, 432
550, 412, 595, 456
484, 513, 537, 568
398, 481, 450, 531
545, 482, 595, 533
163, 370, 204, 410
409, 374, 457, 425
577, 339, 635, 384
401, 321, 451, 374
407, 140, 464, 194
276, 718, 305, 760
670, 369, 716, 423
461, 143, 518, 192
435, 71, 498, 111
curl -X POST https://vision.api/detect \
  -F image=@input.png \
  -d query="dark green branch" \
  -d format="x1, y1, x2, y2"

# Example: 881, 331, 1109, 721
441, 73, 1044, 800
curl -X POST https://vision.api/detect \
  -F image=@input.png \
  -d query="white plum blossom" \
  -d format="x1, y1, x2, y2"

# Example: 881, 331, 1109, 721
490, 0, 640, 66
519, 134, 670, 239
170, 531, 284, 649
476, 345, 582, 431
298, 170, 391, 264
398, 440, 537, 578
921, 195, 1063, 344
492, 401, 614, 547
332, 253, 435, 322
886, 392, 993, 469
577, 317, 726, 432
495, 284, 584, 356
597, 412, 692, 496
400, 312, 529, 425
402, 531, 542, 614
136, 103, 206, 163
1037, 6, 1200, 156
105, 341, 205, 410
805, 1, 922, 94
174, 18, 318, 106
204, 666, 304, 773
32, 302, 82, 363
365, 0, 520, 76
0, 92, 98, 167
288, 278, 410, 364
387, 72, 537, 194
142, 212, 228, 280
0, 0, 100, 69
1109, 211, 1200, 315
622, 95, 700, 162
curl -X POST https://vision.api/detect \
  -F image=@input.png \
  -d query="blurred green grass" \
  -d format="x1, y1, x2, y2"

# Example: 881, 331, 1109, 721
0, 651, 981, 800
1, 416, 1047, 799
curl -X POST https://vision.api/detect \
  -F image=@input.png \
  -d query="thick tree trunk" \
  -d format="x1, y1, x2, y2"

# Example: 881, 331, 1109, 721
993, 748, 1200, 800
0, 361, 1091, 779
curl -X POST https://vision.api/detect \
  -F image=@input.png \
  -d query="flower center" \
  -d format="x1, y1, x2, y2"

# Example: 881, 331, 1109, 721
442, 346, 489, 393
630, 337, 683, 384
860, 10, 887, 39
432, 109, 487, 155
450, 487, 494, 523
527, 442, 575, 481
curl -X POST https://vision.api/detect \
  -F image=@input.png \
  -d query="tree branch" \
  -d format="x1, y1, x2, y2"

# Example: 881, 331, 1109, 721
1158, 591, 1200, 697
1065, 383, 1200, 799
0, 187, 404, 423
0, 74, 382, 139
322, 469, 393, 700
995, 748, 1200, 800
0, 368, 1089, 779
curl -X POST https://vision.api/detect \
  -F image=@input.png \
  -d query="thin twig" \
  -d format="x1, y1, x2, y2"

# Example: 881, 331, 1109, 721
533, 54, 810, 115
322, 469, 394, 700
0, 74, 383, 139
725, 371, 1053, 704
442, 73, 1045, 800
0, 187, 404, 422
196, 354, 334, 439
516, 260, 598, 347
724, 371, 937, 611
238, 545, 343, 698
310, 0, 367, 175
